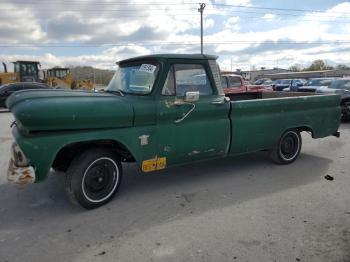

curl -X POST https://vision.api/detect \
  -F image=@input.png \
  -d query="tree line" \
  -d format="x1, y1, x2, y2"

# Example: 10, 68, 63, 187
288, 60, 350, 72
69, 66, 115, 86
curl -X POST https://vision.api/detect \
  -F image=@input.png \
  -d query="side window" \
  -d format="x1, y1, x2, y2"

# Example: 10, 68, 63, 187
221, 76, 228, 88
24, 85, 37, 90
175, 64, 213, 96
0, 86, 8, 94
14, 63, 20, 73
228, 76, 242, 88
6, 85, 20, 93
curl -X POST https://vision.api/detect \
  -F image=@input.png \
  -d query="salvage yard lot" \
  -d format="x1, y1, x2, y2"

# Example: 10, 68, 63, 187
0, 112, 349, 262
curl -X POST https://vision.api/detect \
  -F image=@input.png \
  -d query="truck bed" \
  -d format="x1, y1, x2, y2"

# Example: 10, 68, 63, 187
227, 91, 341, 156
226, 91, 315, 101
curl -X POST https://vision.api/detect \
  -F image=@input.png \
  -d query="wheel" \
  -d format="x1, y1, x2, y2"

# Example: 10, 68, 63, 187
65, 148, 122, 209
269, 129, 302, 164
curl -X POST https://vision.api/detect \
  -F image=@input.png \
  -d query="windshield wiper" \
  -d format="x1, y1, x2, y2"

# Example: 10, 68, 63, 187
104, 90, 124, 97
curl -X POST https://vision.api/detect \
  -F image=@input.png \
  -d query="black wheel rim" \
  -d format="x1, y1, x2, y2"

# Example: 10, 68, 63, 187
82, 158, 118, 203
280, 132, 299, 160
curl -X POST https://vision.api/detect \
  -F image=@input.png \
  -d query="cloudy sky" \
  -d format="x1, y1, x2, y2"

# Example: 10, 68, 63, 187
0, 0, 350, 71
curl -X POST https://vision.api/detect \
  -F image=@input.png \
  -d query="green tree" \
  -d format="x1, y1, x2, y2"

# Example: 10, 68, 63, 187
288, 64, 303, 72
336, 64, 350, 70
305, 60, 334, 71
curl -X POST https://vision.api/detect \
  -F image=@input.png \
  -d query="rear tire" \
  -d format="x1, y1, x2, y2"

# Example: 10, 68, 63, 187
269, 129, 302, 164
65, 148, 122, 209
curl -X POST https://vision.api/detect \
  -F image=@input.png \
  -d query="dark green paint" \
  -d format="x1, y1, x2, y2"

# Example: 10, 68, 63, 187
6, 54, 341, 182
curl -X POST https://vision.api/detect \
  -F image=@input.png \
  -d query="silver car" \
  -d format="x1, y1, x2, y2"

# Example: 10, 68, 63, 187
316, 78, 350, 120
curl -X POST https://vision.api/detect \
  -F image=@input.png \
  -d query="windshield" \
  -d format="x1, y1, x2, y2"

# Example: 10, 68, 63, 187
305, 79, 333, 87
15, 63, 38, 76
329, 79, 350, 90
106, 62, 159, 95
280, 79, 292, 84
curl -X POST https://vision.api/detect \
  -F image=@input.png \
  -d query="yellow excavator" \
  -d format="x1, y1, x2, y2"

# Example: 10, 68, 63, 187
1, 62, 94, 90
44, 67, 94, 90
0, 61, 41, 86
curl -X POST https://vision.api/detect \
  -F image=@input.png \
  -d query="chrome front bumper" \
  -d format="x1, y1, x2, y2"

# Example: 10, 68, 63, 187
7, 142, 36, 185
7, 158, 36, 185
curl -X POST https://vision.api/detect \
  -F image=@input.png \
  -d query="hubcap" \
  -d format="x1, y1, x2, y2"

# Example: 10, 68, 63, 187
82, 157, 119, 203
280, 132, 300, 161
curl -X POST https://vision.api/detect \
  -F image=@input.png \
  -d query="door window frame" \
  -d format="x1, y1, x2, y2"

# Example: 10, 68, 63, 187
161, 62, 216, 97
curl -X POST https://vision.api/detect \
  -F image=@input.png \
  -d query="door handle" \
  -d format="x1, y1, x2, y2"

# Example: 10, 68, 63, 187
211, 100, 224, 105
174, 103, 196, 124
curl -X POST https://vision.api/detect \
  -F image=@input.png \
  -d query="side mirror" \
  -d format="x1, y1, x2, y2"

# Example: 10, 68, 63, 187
184, 91, 199, 103
297, 83, 303, 87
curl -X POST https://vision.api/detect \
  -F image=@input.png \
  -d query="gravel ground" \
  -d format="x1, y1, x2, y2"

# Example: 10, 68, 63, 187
0, 112, 349, 262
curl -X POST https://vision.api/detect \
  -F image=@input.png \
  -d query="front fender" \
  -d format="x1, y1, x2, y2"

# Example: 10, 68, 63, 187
13, 125, 157, 182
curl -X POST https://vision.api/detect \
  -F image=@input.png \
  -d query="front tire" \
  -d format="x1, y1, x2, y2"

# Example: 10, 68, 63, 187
269, 129, 302, 164
65, 148, 122, 209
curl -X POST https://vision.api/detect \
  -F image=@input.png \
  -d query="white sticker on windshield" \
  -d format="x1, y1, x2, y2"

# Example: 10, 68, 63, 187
139, 64, 156, 74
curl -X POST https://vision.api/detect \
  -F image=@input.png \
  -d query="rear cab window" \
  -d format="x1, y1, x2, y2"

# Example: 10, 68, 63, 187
228, 76, 242, 88
221, 76, 228, 88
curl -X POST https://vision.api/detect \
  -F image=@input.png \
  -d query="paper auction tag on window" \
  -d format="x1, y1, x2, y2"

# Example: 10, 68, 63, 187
139, 64, 156, 73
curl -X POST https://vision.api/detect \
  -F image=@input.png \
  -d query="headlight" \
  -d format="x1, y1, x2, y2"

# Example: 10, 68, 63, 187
11, 142, 29, 167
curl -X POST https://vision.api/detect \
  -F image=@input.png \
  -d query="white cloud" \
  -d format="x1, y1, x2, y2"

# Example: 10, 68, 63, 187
0, 2, 46, 43
224, 16, 240, 30
0, 44, 151, 69
1, 0, 350, 72
204, 18, 215, 29
262, 13, 276, 21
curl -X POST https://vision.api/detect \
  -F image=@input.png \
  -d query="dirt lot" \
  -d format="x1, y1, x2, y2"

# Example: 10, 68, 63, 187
0, 112, 349, 262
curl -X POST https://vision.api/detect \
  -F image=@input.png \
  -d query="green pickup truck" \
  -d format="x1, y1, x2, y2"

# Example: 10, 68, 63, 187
6, 54, 341, 209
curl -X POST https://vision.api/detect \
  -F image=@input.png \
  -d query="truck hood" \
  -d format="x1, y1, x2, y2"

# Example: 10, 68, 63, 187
6, 89, 134, 132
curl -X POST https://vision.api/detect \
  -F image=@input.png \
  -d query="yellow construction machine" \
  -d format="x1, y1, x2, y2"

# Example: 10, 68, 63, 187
0, 61, 41, 86
45, 67, 94, 90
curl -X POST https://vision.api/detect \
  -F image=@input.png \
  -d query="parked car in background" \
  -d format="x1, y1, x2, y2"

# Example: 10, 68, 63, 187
0, 82, 50, 108
221, 74, 246, 94
221, 74, 272, 94
262, 79, 274, 86
298, 78, 335, 93
273, 79, 306, 91
254, 78, 273, 85
316, 78, 350, 120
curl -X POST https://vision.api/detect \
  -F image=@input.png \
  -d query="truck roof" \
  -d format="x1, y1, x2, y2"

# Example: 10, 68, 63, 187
13, 60, 40, 64
117, 53, 218, 64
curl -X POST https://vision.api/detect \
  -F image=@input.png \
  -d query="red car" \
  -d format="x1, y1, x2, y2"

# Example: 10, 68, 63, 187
221, 74, 272, 94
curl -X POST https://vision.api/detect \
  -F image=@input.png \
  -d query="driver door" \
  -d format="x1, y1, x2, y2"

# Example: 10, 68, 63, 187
156, 61, 231, 166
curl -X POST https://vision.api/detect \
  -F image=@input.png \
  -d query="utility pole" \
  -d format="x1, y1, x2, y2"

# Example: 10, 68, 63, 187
198, 3, 206, 54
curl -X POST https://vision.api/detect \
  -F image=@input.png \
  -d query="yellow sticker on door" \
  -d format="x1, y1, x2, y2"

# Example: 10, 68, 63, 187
142, 157, 167, 172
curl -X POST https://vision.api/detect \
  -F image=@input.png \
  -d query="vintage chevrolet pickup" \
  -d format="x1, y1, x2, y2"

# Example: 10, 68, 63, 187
6, 54, 341, 209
